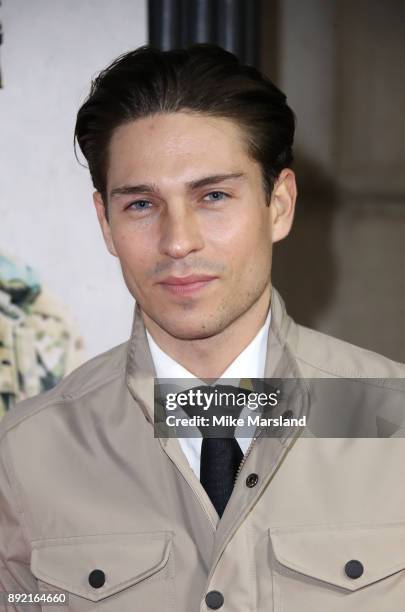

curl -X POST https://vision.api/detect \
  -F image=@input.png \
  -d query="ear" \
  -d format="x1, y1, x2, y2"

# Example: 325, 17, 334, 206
93, 192, 118, 257
269, 168, 297, 243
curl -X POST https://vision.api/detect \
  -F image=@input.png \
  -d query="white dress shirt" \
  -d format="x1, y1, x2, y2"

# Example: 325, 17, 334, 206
146, 307, 271, 479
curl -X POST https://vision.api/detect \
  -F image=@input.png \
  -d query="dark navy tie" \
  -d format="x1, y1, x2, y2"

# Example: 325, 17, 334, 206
177, 383, 250, 517
200, 436, 243, 517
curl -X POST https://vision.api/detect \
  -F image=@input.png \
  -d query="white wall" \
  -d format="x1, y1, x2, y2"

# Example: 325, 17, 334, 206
0, 0, 147, 359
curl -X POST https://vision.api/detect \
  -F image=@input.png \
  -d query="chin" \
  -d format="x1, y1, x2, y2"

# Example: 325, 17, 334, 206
163, 318, 222, 341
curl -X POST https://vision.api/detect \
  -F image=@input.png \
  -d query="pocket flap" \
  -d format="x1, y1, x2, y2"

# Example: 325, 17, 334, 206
31, 531, 172, 602
269, 523, 405, 591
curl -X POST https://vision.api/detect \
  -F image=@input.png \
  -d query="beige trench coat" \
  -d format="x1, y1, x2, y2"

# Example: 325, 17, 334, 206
1, 287, 405, 611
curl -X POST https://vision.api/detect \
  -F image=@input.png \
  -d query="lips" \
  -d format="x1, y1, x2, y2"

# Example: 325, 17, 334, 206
157, 274, 218, 296
158, 275, 218, 285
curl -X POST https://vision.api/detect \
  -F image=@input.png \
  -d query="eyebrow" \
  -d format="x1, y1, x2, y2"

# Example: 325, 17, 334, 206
109, 172, 246, 199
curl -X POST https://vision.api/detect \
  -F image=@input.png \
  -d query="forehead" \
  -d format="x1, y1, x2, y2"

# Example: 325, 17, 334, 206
106, 112, 257, 188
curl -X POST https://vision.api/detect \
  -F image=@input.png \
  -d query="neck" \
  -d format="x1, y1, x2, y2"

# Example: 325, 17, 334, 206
142, 284, 271, 379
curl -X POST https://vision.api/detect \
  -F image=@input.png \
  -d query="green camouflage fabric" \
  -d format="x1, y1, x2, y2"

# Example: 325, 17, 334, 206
0, 250, 86, 419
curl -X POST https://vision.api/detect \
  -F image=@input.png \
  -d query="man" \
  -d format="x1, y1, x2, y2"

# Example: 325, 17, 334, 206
0, 44, 404, 612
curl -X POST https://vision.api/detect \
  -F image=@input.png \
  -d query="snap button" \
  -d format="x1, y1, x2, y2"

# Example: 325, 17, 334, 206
205, 590, 224, 609
246, 473, 259, 488
88, 569, 106, 588
345, 560, 364, 579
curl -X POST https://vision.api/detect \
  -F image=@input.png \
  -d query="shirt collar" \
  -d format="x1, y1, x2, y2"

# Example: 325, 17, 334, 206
146, 305, 271, 384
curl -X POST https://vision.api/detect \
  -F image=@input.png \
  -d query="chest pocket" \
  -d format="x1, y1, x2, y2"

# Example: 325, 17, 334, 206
269, 523, 405, 612
30, 532, 174, 611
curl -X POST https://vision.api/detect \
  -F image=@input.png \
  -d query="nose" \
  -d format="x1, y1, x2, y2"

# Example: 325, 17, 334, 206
159, 205, 205, 259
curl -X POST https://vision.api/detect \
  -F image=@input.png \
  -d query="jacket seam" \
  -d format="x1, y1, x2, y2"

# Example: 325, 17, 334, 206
61, 367, 124, 402
0, 368, 125, 440
1, 433, 34, 556
31, 531, 173, 545
294, 353, 405, 391
269, 519, 405, 532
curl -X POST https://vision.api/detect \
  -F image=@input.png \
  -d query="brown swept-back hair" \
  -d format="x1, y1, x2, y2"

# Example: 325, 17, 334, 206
74, 43, 295, 212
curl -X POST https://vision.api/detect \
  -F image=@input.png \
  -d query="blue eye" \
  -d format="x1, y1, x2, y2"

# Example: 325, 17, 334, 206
128, 200, 151, 210
203, 191, 228, 202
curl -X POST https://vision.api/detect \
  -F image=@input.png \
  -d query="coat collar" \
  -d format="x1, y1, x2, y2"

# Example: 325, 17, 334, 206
125, 286, 306, 429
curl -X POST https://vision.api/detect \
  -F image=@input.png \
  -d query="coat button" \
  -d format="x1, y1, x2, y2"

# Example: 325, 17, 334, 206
246, 473, 259, 488
345, 560, 364, 579
88, 569, 106, 588
205, 590, 224, 609
283, 410, 293, 419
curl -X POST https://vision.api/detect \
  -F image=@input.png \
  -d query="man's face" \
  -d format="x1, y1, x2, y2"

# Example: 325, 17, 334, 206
94, 111, 295, 340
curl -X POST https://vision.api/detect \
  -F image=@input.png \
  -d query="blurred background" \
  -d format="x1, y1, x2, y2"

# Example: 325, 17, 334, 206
0, 0, 404, 411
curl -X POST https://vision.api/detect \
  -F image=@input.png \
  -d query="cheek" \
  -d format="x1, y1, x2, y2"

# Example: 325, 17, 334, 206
210, 213, 270, 269
111, 229, 152, 277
